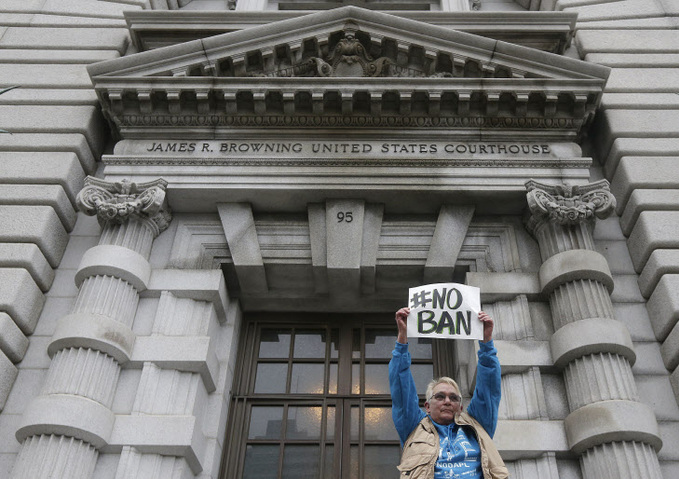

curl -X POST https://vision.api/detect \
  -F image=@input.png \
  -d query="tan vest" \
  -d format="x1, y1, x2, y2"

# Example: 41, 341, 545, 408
397, 414, 509, 479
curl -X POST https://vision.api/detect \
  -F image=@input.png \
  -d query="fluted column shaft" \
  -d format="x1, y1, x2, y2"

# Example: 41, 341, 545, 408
526, 180, 662, 479
12, 178, 171, 479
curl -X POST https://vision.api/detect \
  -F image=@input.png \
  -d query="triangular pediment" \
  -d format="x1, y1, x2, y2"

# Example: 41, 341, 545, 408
88, 6, 609, 140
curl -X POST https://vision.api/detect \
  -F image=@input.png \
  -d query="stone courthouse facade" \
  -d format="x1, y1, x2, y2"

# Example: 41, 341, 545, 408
1, 0, 679, 477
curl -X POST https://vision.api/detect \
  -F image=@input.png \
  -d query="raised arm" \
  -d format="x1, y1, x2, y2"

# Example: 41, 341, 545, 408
389, 307, 426, 444
466, 311, 502, 438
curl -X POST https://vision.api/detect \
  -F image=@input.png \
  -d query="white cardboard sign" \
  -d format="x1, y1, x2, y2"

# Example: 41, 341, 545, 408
406, 283, 483, 340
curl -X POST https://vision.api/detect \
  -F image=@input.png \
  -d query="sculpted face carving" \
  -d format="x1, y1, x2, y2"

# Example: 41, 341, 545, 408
76, 177, 172, 235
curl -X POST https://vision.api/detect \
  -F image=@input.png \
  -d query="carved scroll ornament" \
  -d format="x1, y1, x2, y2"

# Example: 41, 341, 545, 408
76, 177, 172, 235
525, 179, 616, 231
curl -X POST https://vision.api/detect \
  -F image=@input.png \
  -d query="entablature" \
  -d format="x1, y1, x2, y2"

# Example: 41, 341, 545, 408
125, 10, 577, 54
89, 7, 608, 142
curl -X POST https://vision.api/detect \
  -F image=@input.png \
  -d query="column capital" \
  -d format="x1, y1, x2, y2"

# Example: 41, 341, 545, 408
525, 179, 616, 233
76, 177, 172, 236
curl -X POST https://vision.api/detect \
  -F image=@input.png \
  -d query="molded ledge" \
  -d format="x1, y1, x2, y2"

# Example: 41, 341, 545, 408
143, 269, 229, 324
48, 312, 136, 364
646, 274, 679, 342
494, 420, 568, 460
0, 350, 18, 411
16, 394, 115, 449
550, 318, 636, 369
76, 245, 151, 291
466, 272, 541, 301
130, 336, 218, 393
107, 415, 205, 474
565, 400, 662, 455
494, 340, 553, 373
539, 249, 613, 295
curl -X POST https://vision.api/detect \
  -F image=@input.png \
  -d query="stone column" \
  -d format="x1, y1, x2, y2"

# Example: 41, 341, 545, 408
525, 179, 663, 479
11, 177, 171, 479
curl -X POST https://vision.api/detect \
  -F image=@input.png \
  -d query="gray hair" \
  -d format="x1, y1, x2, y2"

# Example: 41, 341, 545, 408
425, 377, 461, 402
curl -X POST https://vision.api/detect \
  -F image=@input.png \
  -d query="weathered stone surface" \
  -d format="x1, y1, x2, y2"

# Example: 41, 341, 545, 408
0, 268, 45, 335
0, 152, 85, 205
0, 64, 94, 88
0, 206, 69, 268
606, 69, 679, 93
0, 27, 129, 54
660, 321, 679, 371
628, 211, 679, 273
639, 249, 679, 298
596, 110, 679, 167
0, 106, 106, 156
0, 88, 99, 106
577, 30, 679, 55
0, 49, 118, 64
566, 0, 664, 21
0, 133, 96, 174
40, 0, 143, 16
611, 157, 679, 213
604, 138, 679, 180
646, 274, 679, 342
0, 185, 76, 232
0, 313, 28, 364
0, 243, 54, 292
586, 53, 679, 67
0, 351, 18, 412
621, 189, 679, 237
602, 93, 679, 110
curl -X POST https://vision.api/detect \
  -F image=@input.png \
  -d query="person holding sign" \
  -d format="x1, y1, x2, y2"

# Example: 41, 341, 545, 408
389, 306, 508, 479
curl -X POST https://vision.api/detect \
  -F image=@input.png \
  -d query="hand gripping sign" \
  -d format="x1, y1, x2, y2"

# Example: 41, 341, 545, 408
407, 283, 483, 340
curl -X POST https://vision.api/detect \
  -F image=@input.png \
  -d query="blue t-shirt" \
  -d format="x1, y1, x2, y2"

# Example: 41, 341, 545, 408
388, 340, 501, 477
432, 420, 482, 478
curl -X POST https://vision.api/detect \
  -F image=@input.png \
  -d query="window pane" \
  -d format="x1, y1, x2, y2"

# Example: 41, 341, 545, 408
350, 445, 359, 479
294, 330, 326, 358
259, 329, 291, 358
352, 329, 361, 359
409, 338, 433, 360
330, 328, 339, 359
364, 407, 398, 441
323, 445, 334, 478
326, 406, 335, 440
286, 406, 322, 440
411, 364, 434, 395
364, 445, 401, 479
364, 364, 390, 395
350, 406, 359, 441
290, 363, 324, 394
254, 363, 288, 394
351, 363, 360, 394
282, 445, 320, 479
248, 406, 284, 439
328, 363, 338, 394
244, 445, 280, 478
364, 329, 396, 358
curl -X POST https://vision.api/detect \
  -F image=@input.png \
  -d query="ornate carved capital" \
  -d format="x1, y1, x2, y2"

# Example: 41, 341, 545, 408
525, 179, 616, 233
76, 177, 172, 236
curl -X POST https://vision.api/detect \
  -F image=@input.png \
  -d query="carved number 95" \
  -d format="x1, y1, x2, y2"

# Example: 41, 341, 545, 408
337, 211, 353, 223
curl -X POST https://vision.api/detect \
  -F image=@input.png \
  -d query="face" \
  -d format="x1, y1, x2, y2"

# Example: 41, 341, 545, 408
424, 383, 462, 426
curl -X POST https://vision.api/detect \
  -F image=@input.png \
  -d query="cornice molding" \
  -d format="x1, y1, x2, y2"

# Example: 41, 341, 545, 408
89, 7, 608, 141
124, 10, 577, 54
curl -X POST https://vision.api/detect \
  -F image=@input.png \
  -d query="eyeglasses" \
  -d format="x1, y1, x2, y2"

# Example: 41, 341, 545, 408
429, 392, 461, 403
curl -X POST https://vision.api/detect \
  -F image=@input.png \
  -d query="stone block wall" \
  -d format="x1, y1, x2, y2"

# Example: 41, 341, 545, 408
562, 0, 679, 407
0, 0, 147, 475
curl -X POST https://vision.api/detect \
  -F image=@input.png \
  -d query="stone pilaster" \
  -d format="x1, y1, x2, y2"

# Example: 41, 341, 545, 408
525, 180, 663, 479
11, 177, 171, 479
